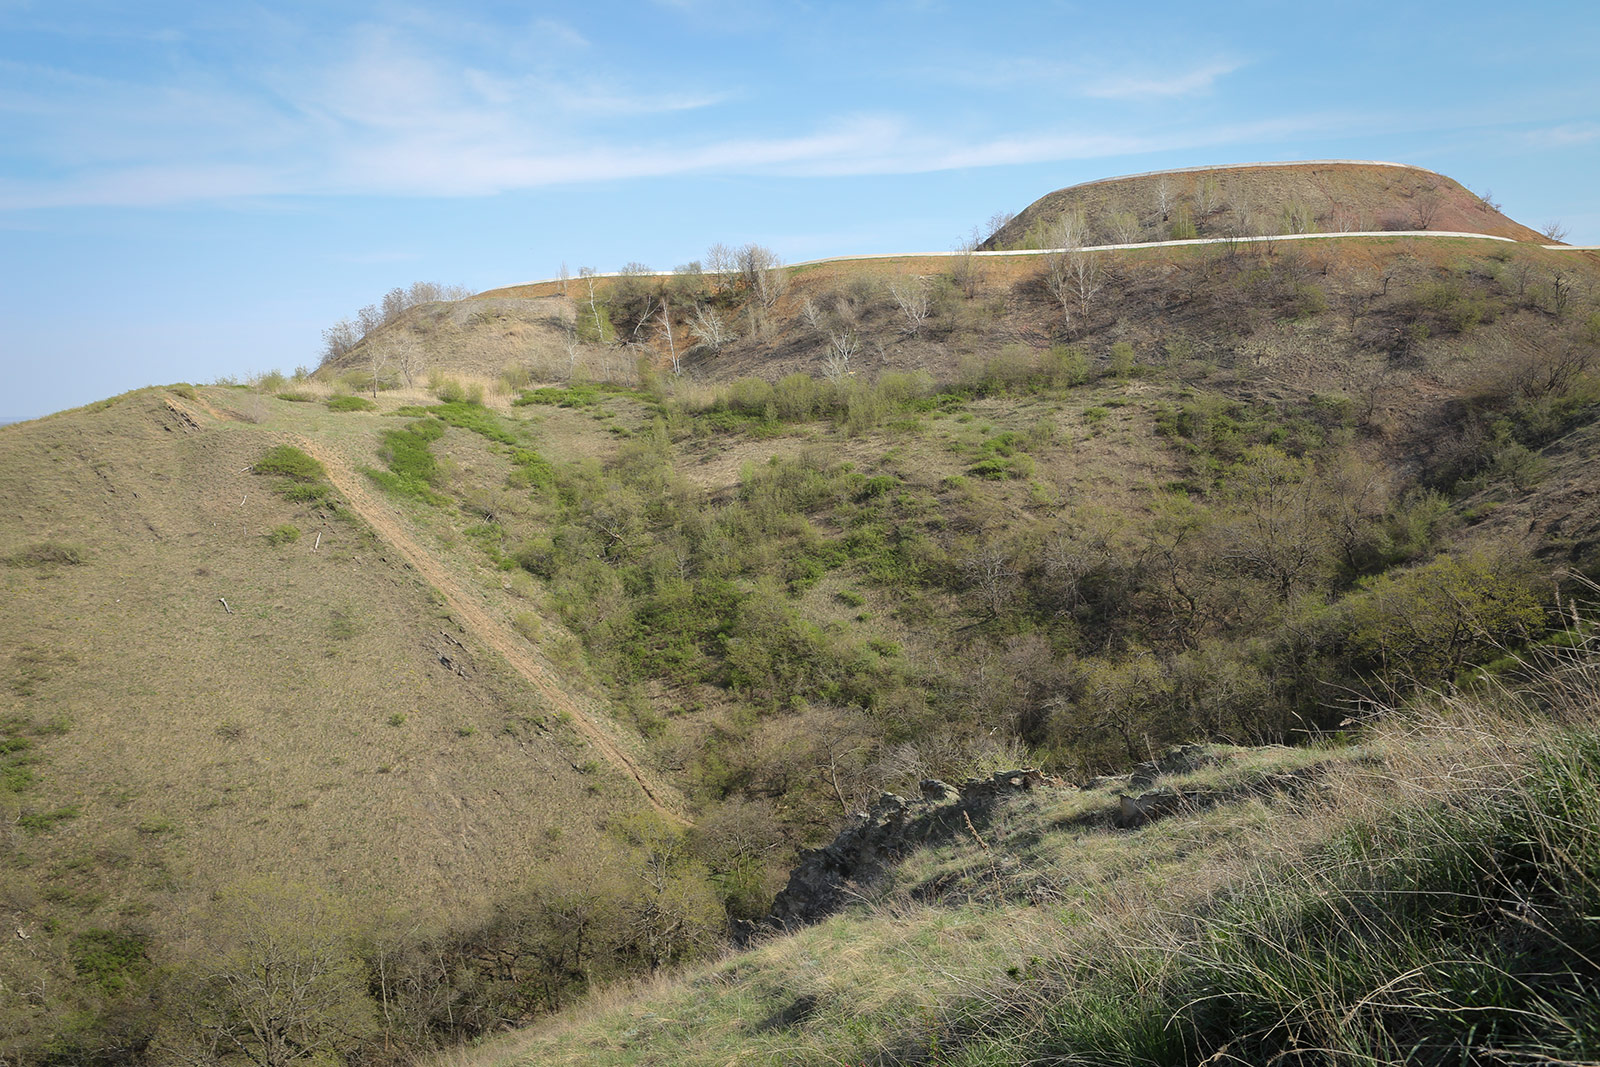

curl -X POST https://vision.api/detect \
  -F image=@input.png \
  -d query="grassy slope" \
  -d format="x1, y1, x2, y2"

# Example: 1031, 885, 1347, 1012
0, 388, 655, 1050
455, 657, 1600, 1066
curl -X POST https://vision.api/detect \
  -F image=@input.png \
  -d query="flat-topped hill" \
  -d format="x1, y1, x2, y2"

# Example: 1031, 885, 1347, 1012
983, 160, 1549, 249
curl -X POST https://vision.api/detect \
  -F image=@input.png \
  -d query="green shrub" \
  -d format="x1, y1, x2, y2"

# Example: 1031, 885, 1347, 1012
264, 525, 301, 546
327, 394, 377, 412
1109, 342, 1136, 377
368, 419, 449, 505
1168, 202, 1197, 240
253, 445, 325, 483
515, 385, 604, 408
509, 448, 557, 490
431, 401, 516, 444
70, 929, 149, 995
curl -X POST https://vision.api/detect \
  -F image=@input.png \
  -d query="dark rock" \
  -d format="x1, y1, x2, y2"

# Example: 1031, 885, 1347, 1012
1116, 787, 1185, 828
763, 768, 1063, 933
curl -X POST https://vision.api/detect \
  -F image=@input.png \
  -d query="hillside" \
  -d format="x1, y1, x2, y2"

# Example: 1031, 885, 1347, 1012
459, 654, 1600, 1066
982, 160, 1550, 249
3, 161, 1599, 1066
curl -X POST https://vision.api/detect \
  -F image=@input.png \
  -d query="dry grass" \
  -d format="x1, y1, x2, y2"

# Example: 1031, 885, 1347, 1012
0, 388, 644, 964
448, 654, 1600, 1067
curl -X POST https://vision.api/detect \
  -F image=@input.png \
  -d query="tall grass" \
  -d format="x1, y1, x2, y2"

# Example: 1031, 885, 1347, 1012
943, 635, 1600, 1066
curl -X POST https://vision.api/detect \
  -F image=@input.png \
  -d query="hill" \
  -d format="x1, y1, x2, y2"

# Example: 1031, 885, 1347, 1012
3, 161, 1599, 1066
981, 160, 1550, 249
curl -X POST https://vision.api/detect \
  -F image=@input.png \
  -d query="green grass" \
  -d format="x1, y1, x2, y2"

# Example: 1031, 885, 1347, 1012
254, 444, 337, 504
367, 418, 450, 505
253, 444, 326, 482
327, 394, 378, 412
515, 384, 608, 408
429, 400, 519, 444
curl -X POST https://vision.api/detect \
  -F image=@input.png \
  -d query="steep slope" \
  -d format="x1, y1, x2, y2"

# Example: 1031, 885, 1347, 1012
450, 650, 1600, 1067
0, 388, 676, 1058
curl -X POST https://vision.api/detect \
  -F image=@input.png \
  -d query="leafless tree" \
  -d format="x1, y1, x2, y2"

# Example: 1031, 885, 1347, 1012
888, 275, 933, 335
705, 242, 736, 293
1044, 245, 1102, 325
1045, 210, 1087, 250
961, 542, 1020, 619
823, 328, 859, 380
366, 344, 390, 399
1064, 249, 1104, 320
1231, 195, 1258, 238
559, 262, 570, 298
1412, 192, 1443, 230
579, 267, 605, 342
951, 226, 983, 298
1541, 220, 1571, 243
658, 297, 679, 375
393, 333, 426, 387
984, 210, 1017, 244
1155, 178, 1174, 222
562, 328, 581, 380
380, 287, 408, 324
160, 883, 377, 1067
689, 303, 735, 353
319, 318, 359, 366
800, 296, 825, 331
1109, 211, 1141, 245
1194, 176, 1220, 219
737, 244, 785, 308
1546, 268, 1573, 316
1475, 188, 1503, 214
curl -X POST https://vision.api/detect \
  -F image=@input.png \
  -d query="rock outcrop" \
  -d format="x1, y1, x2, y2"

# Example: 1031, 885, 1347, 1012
759, 745, 1327, 933
765, 769, 1063, 930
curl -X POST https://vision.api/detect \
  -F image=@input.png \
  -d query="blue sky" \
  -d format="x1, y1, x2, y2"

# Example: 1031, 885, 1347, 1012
2, 0, 1597, 419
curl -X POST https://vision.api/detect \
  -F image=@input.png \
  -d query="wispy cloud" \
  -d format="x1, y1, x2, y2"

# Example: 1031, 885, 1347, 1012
1524, 123, 1600, 148
0, 104, 1350, 210
1085, 60, 1241, 100
0, 18, 1293, 210
531, 18, 589, 51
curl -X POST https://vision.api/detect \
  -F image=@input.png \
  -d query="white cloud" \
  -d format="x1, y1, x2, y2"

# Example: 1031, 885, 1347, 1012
0, 20, 1309, 210
1085, 60, 1241, 100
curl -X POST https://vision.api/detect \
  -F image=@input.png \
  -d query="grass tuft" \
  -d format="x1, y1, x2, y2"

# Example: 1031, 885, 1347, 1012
4, 541, 85, 567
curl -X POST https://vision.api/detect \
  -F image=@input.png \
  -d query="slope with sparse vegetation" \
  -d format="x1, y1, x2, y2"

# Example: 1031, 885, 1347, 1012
2, 162, 1598, 1067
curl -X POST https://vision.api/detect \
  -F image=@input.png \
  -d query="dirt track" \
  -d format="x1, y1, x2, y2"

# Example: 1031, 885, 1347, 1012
280, 427, 687, 824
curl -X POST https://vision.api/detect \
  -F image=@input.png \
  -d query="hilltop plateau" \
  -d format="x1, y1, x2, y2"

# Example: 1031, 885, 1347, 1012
3, 161, 1599, 1066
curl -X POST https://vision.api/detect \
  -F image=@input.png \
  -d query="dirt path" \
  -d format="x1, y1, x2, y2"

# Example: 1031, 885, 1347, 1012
286, 432, 688, 825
